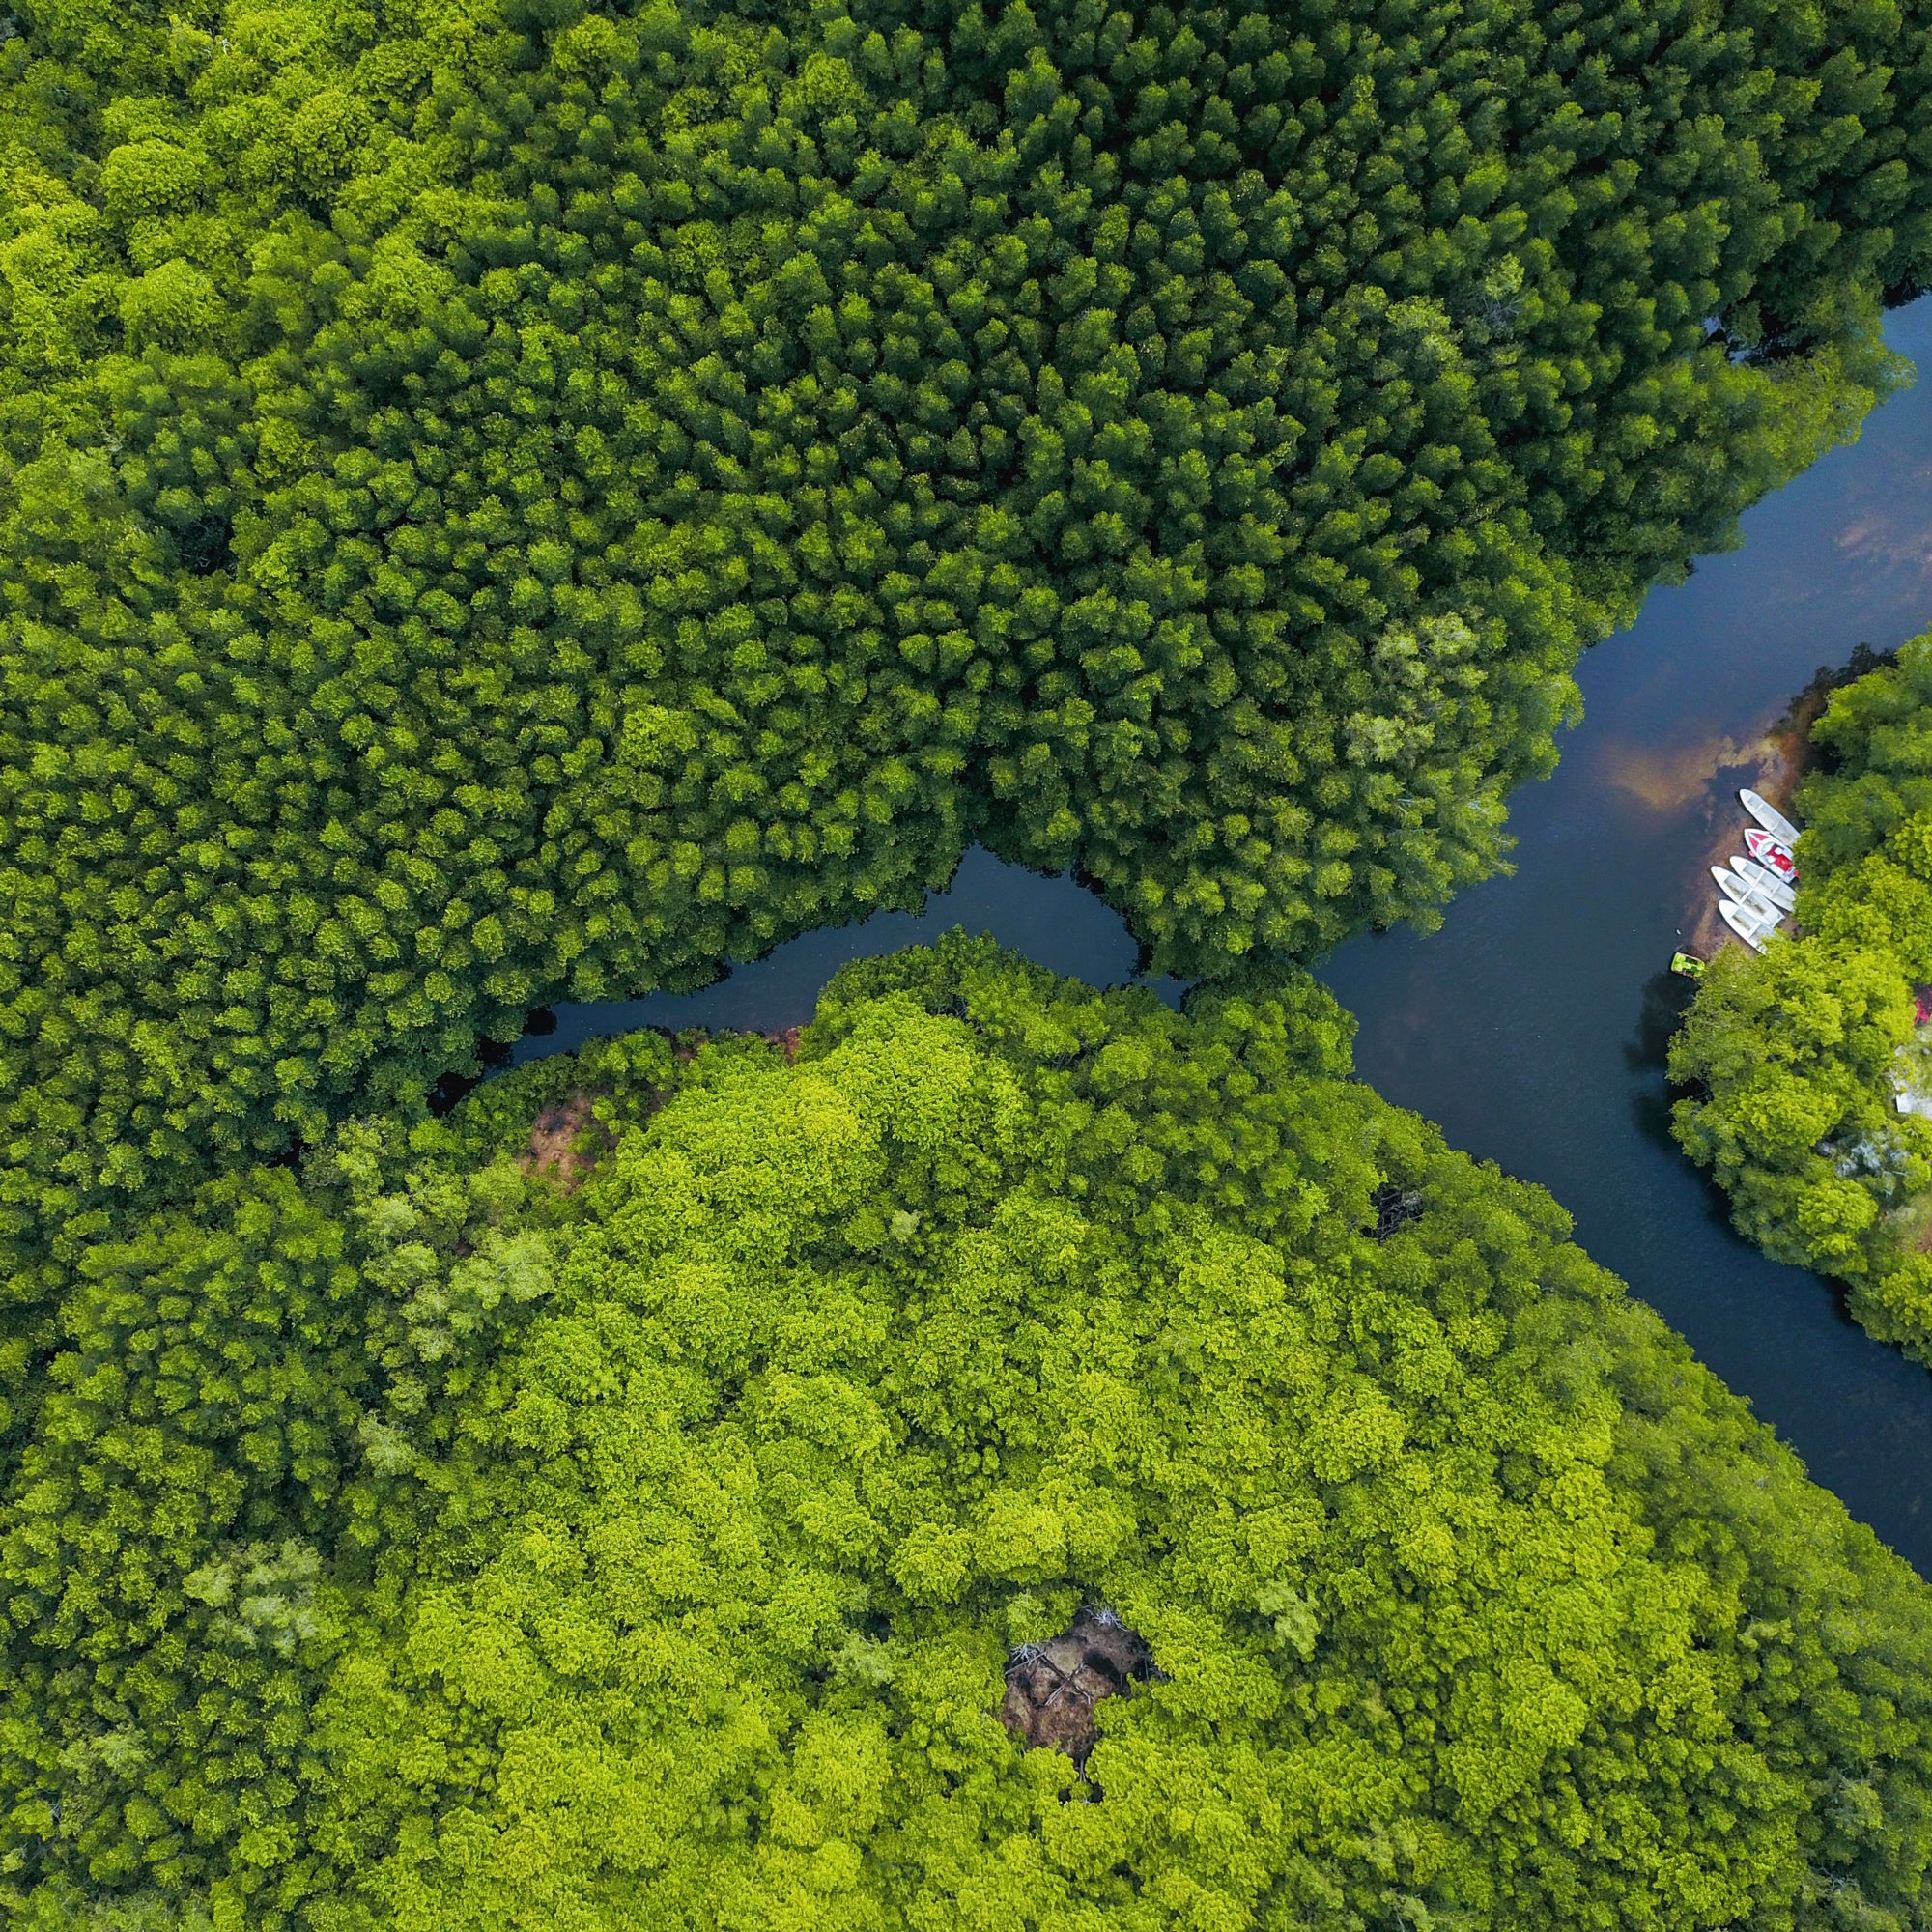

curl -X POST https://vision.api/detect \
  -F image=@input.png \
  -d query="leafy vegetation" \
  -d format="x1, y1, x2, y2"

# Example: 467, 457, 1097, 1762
12, 2, 1932, 1920
1672, 631, 1932, 1360
9, 940, 1932, 1929
5, 0, 1932, 1245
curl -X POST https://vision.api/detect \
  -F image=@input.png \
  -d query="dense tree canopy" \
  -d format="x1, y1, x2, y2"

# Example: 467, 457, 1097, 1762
1672, 630, 1932, 1359
10, 4, 1932, 1923
8, 941, 1932, 1928
6, 0, 1932, 1237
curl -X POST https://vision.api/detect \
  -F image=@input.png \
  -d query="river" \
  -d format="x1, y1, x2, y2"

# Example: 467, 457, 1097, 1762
507, 298, 1932, 1572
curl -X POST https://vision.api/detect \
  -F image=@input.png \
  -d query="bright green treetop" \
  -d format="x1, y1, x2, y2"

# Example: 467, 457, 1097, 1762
1672, 630, 1932, 1359
8, 941, 1932, 1928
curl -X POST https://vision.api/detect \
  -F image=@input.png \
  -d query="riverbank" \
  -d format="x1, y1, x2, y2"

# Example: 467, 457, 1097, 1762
442, 305, 1932, 1572
1680, 646, 1894, 956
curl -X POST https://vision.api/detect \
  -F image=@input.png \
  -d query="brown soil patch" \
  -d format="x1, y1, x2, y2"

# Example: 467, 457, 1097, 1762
762, 1026, 804, 1062
999, 1610, 1151, 1768
520, 1092, 615, 1193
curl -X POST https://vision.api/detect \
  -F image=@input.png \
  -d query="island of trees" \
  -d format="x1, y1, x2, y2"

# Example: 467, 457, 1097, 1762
1674, 631, 1932, 1363
10, 0, 1932, 1923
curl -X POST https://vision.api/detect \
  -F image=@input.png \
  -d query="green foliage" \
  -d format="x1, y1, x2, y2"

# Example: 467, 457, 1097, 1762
10, 940, 1932, 1928
1671, 937, 1922, 1272
1671, 629, 1932, 1357
0, 1020, 695, 1921
4, 0, 1932, 1236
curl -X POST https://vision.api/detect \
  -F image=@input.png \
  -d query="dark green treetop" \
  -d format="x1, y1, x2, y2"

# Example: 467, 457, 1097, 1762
4, 0, 1931, 1235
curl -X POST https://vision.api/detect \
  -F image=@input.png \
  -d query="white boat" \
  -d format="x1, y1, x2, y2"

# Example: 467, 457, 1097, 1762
1741, 788, 1800, 845
1745, 827, 1798, 881
1729, 854, 1796, 912
1719, 897, 1771, 952
1711, 866, 1784, 926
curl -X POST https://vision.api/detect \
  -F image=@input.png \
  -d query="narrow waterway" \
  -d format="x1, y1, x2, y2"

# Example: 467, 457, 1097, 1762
506, 299, 1932, 1572
1322, 297, 1932, 1571
500, 845, 1182, 1065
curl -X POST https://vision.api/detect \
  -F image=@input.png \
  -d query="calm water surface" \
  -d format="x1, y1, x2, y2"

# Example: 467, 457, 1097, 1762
515, 299, 1932, 1571
506, 848, 1182, 1065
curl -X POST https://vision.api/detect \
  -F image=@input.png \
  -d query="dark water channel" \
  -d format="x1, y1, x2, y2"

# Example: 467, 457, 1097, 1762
1322, 296, 1932, 1573
509, 299, 1932, 1573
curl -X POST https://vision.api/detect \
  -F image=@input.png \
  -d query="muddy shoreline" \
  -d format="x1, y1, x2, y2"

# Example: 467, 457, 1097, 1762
1681, 645, 1897, 958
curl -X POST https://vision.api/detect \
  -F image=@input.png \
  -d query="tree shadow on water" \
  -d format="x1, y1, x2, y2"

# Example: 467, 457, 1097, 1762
1624, 969, 1694, 1075
1624, 968, 1700, 1150
1622, 968, 1771, 1242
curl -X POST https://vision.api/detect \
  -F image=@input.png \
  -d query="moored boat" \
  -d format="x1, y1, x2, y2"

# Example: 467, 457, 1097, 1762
1719, 897, 1771, 952
1740, 787, 1800, 845
1729, 854, 1796, 912
1712, 865, 1784, 925
1745, 826, 1798, 881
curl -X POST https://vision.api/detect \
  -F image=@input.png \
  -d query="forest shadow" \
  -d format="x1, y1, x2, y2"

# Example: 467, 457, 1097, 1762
1618, 968, 1755, 1244
1624, 970, 1694, 1083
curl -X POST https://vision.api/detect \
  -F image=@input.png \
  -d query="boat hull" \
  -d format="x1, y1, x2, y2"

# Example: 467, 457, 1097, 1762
1712, 866, 1784, 928
1719, 897, 1770, 952
1741, 787, 1801, 845
1729, 855, 1796, 912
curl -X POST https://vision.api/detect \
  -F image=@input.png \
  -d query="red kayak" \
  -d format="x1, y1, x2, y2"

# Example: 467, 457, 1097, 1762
1746, 827, 1798, 882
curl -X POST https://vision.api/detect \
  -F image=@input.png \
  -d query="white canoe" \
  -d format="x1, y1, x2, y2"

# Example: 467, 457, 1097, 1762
1745, 826, 1798, 881
1711, 866, 1782, 924
1729, 854, 1796, 912
1741, 788, 1800, 845
1719, 897, 1770, 952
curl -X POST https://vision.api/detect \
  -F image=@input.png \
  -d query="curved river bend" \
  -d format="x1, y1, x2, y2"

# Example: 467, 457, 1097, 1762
508, 299, 1932, 1574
